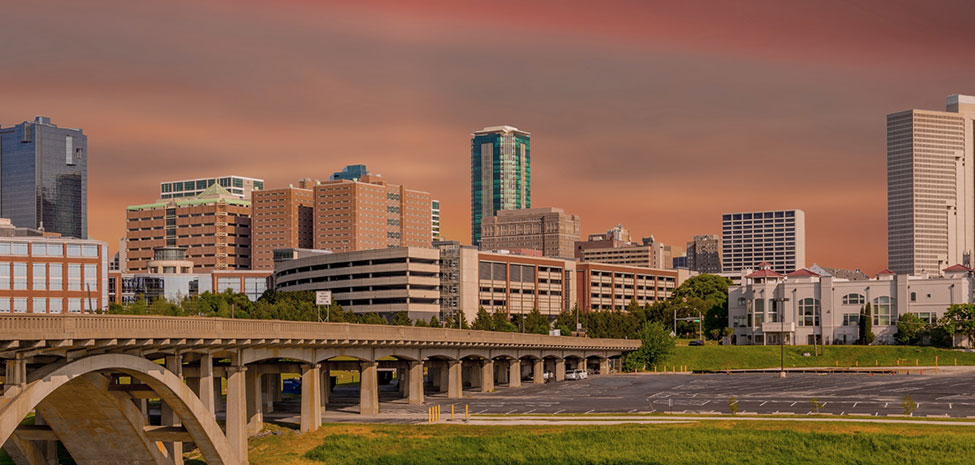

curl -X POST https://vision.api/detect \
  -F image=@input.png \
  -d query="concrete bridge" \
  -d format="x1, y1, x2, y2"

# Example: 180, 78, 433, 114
0, 315, 638, 465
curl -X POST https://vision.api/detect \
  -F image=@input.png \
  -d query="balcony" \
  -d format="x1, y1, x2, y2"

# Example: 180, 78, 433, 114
761, 322, 795, 333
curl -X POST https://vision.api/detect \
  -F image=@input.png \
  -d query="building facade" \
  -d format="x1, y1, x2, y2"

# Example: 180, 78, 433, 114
432, 200, 441, 240
160, 175, 263, 200
471, 125, 531, 246
0, 116, 87, 238
272, 247, 440, 319
0, 233, 108, 314
434, 241, 479, 323
330, 164, 370, 181
475, 250, 575, 319
312, 174, 432, 253
887, 95, 975, 275
721, 209, 805, 274
251, 185, 315, 270
686, 234, 722, 273
729, 264, 975, 346
109, 269, 270, 305
575, 228, 679, 270
125, 184, 252, 272
479, 207, 580, 259
576, 263, 683, 312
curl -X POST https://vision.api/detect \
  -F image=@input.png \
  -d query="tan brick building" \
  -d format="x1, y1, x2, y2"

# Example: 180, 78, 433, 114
312, 174, 432, 253
251, 184, 315, 270
479, 207, 580, 259
125, 184, 252, 272
576, 262, 683, 311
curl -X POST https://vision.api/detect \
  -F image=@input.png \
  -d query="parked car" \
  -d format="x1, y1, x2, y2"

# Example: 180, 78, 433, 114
688, 340, 705, 346
543, 371, 553, 380
282, 378, 301, 394
565, 369, 588, 381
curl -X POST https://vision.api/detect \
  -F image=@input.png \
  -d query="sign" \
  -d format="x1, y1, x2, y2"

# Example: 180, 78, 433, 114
315, 290, 332, 306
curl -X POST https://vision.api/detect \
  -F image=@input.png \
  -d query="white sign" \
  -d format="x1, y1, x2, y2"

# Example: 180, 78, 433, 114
315, 290, 332, 306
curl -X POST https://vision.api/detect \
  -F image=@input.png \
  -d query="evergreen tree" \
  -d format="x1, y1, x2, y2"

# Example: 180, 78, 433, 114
428, 316, 441, 328
525, 308, 550, 335
391, 311, 413, 326
860, 303, 874, 345
472, 307, 494, 331
492, 309, 517, 332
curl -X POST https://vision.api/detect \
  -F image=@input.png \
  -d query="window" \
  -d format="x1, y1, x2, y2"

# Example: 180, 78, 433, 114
49, 264, 62, 291
798, 298, 820, 326
217, 277, 240, 292
32, 298, 46, 314
0, 262, 8, 290
843, 313, 859, 326
68, 264, 81, 291
66, 245, 82, 257
914, 312, 936, 324
842, 293, 865, 305
82, 245, 99, 257
32, 263, 45, 290
13, 263, 26, 290
873, 296, 894, 326
13, 298, 27, 314
84, 264, 97, 291
68, 299, 82, 314
65, 136, 75, 165
733, 315, 747, 328
49, 299, 62, 314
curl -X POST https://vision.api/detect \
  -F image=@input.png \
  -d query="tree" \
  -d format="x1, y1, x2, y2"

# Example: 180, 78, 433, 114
672, 274, 733, 335
622, 321, 676, 372
472, 307, 494, 331
895, 313, 926, 345
428, 316, 441, 328
492, 309, 517, 332
391, 311, 413, 326
940, 304, 975, 347
524, 308, 550, 335
357, 313, 386, 325
414, 318, 428, 327
859, 303, 874, 345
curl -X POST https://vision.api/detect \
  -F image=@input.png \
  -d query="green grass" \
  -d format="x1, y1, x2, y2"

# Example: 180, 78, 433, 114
240, 422, 975, 465
660, 345, 975, 371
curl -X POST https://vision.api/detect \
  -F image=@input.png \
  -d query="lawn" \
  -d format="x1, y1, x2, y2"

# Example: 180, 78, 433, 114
661, 344, 975, 371
239, 421, 975, 465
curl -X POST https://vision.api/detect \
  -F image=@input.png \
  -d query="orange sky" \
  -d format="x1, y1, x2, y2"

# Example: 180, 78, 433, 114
2, 0, 974, 273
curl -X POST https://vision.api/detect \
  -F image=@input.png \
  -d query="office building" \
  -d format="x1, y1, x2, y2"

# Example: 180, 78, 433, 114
432, 200, 441, 240
109, 268, 270, 305
273, 247, 440, 319
312, 173, 432, 253
479, 207, 580, 259
686, 234, 722, 273
728, 263, 975, 346
0, 221, 109, 313
475, 250, 575, 318
721, 209, 805, 274
576, 262, 684, 312
887, 95, 975, 275
330, 164, 370, 181
575, 227, 679, 270
0, 116, 87, 238
251, 185, 315, 270
160, 175, 263, 200
125, 184, 252, 272
471, 125, 531, 246
434, 241, 479, 322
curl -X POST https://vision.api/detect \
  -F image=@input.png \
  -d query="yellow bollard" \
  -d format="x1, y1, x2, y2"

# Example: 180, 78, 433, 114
465, 404, 470, 421
915, 359, 918, 367
437, 405, 441, 421
855, 360, 858, 367
428, 407, 432, 424
876, 360, 878, 367
654, 365, 657, 373
452, 404, 455, 419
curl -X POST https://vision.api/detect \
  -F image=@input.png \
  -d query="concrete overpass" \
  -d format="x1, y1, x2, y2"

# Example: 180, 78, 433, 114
0, 315, 638, 465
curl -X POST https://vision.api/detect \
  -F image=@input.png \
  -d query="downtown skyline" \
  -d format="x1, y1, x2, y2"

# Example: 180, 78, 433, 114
3, 1, 975, 272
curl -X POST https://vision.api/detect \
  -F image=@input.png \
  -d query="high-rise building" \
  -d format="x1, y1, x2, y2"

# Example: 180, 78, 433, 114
330, 164, 370, 181
312, 174, 432, 252
686, 234, 722, 273
251, 185, 315, 270
0, 116, 87, 238
471, 126, 531, 246
432, 200, 441, 240
479, 207, 580, 259
574, 226, 679, 270
887, 95, 975, 274
160, 176, 263, 200
721, 210, 805, 274
125, 184, 252, 272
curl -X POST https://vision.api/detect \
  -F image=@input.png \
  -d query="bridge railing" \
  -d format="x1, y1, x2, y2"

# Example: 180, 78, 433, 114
0, 315, 640, 350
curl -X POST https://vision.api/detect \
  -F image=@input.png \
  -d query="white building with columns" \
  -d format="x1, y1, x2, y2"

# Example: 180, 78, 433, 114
728, 262, 975, 345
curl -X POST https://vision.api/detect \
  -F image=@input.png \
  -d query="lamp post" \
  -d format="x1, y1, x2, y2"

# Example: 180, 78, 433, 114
772, 295, 790, 378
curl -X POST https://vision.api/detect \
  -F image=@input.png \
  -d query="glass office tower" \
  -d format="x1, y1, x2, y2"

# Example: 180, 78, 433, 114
0, 117, 87, 238
470, 126, 531, 246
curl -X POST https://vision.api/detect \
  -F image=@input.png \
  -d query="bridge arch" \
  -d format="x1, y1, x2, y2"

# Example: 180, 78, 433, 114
0, 354, 241, 465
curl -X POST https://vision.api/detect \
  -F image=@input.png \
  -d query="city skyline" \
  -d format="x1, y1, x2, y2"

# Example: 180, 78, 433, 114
3, 1, 975, 273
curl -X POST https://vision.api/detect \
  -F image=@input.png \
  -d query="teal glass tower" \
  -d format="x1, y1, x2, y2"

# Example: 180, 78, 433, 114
470, 126, 531, 246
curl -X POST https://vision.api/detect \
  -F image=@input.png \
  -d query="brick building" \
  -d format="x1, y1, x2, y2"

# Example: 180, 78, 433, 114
479, 207, 580, 259
251, 182, 315, 270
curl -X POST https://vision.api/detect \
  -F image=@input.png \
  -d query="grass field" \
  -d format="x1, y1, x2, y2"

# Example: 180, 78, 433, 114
235, 421, 975, 465
661, 344, 975, 371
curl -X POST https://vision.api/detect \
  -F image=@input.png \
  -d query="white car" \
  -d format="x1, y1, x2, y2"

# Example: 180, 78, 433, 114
565, 369, 588, 381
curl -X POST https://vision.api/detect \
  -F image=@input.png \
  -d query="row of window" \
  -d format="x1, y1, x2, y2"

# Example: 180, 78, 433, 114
0, 262, 97, 291
0, 242, 99, 257
0, 297, 87, 313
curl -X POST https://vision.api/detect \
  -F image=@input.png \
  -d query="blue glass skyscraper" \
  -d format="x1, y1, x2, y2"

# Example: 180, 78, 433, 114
330, 164, 370, 181
0, 117, 87, 238
470, 126, 531, 246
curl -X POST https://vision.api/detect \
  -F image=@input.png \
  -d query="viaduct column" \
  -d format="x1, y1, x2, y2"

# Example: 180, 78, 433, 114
198, 353, 215, 414
555, 358, 566, 382
320, 362, 331, 408
359, 361, 380, 415
407, 361, 424, 405
480, 359, 494, 392
447, 360, 463, 398
245, 367, 264, 434
533, 358, 545, 384
300, 363, 322, 431
162, 354, 184, 465
225, 363, 248, 464
509, 359, 521, 388
599, 358, 610, 375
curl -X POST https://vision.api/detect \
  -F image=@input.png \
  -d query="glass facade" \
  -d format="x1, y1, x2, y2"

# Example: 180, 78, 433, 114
330, 164, 369, 181
470, 127, 531, 246
159, 175, 262, 200
0, 117, 87, 238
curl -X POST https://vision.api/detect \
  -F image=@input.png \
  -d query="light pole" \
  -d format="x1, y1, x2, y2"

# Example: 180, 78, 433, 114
771, 295, 790, 378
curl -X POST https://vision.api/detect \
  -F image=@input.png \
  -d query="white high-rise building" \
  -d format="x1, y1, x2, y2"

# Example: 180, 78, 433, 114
721, 210, 805, 274
887, 95, 975, 275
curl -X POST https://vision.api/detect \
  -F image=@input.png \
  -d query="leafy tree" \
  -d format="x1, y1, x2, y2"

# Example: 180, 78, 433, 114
428, 316, 441, 328
895, 313, 926, 345
492, 309, 517, 332
414, 318, 428, 327
902, 394, 917, 416
391, 311, 413, 326
472, 307, 494, 331
622, 321, 675, 372
357, 313, 386, 325
524, 308, 550, 335
859, 303, 874, 345
672, 274, 733, 334
941, 304, 975, 347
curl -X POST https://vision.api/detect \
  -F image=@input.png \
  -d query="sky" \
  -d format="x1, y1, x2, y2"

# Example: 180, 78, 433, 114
2, 0, 975, 273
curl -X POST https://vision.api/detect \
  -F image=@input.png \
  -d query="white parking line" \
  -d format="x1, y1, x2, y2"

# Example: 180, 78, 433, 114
553, 409, 565, 414
791, 402, 797, 407
585, 409, 594, 414
852, 402, 858, 408
760, 401, 768, 406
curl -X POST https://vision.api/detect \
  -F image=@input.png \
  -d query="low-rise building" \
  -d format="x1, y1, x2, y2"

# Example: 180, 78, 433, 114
728, 263, 975, 346
576, 262, 684, 311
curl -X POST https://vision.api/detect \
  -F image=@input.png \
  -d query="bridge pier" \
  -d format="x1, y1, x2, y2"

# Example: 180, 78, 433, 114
262, 372, 276, 413
533, 358, 544, 384
225, 363, 248, 464
320, 364, 330, 408
447, 360, 463, 398
555, 358, 566, 382
480, 360, 494, 392
300, 364, 322, 430
359, 361, 379, 415
407, 361, 424, 405
509, 359, 521, 388
245, 368, 264, 435
163, 354, 184, 465
599, 358, 610, 375
32, 412, 57, 465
